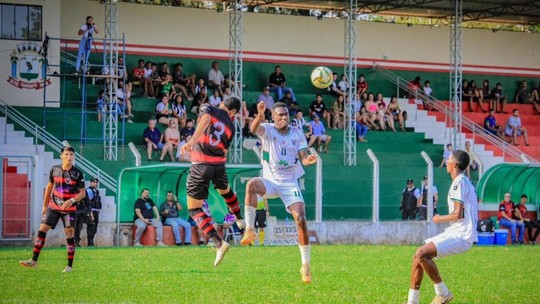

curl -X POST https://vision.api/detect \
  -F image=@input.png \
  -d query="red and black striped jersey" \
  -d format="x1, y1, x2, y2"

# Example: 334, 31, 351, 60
191, 105, 234, 165
48, 165, 85, 213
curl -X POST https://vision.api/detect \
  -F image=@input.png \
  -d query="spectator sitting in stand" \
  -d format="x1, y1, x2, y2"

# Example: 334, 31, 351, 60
209, 89, 222, 107
194, 78, 207, 95
490, 82, 508, 113
143, 119, 163, 161
180, 119, 195, 141
514, 80, 530, 104
357, 105, 377, 131
338, 74, 349, 93
515, 194, 540, 244
142, 61, 154, 98
484, 110, 510, 142
309, 94, 331, 128
356, 74, 368, 96
498, 193, 525, 245
268, 65, 296, 102
116, 80, 133, 123
364, 93, 380, 130
208, 61, 225, 97
532, 81, 539, 115
160, 74, 174, 100
480, 80, 493, 110
280, 91, 299, 117
387, 96, 406, 131
155, 95, 173, 126
376, 93, 396, 131
171, 94, 187, 129
222, 87, 234, 101
131, 59, 145, 87
258, 86, 275, 109
439, 144, 453, 167
190, 87, 208, 114
505, 109, 529, 146
172, 63, 191, 100
327, 73, 346, 97
469, 80, 487, 113
331, 95, 345, 129
176, 135, 192, 162
308, 113, 332, 153
291, 110, 311, 139
159, 119, 180, 162
355, 108, 369, 142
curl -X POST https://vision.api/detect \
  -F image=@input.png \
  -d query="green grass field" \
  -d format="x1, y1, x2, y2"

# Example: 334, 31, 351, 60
1, 245, 538, 303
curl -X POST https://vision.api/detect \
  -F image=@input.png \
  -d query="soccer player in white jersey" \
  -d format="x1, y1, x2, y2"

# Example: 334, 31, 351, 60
241, 101, 317, 283
407, 150, 478, 304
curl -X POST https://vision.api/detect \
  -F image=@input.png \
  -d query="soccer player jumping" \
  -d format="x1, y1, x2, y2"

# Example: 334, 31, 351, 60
407, 150, 478, 304
241, 101, 317, 283
181, 97, 242, 267
19, 146, 86, 272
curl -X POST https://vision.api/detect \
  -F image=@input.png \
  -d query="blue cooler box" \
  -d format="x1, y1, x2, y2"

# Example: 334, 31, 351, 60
477, 232, 494, 245
494, 229, 508, 245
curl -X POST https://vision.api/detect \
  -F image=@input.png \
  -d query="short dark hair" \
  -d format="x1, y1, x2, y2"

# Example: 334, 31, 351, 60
446, 143, 452, 148
141, 188, 149, 194
275, 65, 281, 69
212, 61, 218, 65
521, 194, 528, 199
138, 59, 144, 64
167, 191, 173, 195
452, 150, 470, 171
496, 82, 502, 86
223, 97, 241, 113
86, 16, 93, 21
271, 102, 288, 113
513, 108, 518, 113
186, 118, 194, 124
61, 146, 75, 153
316, 94, 322, 98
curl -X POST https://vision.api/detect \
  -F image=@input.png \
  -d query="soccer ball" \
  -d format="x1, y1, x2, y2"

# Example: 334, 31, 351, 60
310, 66, 333, 89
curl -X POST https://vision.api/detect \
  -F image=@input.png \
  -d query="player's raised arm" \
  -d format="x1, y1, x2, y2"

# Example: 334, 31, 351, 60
299, 149, 317, 166
250, 101, 266, 136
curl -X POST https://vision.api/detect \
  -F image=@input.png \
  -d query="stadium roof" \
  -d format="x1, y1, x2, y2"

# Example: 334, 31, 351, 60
233, 0, 540, 25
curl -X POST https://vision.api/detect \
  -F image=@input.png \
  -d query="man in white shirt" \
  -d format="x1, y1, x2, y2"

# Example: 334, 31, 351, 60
241, 101, 317, 284
406, 150, 478, 304
208, 61, 225, 97
505, 109, 529, 146
76, 16, 99, 73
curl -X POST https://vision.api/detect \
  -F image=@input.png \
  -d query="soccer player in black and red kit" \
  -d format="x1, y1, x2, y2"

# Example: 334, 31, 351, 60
19, 146, 86, 272
181, 97, 241, 266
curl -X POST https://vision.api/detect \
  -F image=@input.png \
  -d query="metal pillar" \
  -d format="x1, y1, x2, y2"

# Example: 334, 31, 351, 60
449, 0, 462, 149
103, 0, 119, 160
228, 0, 243, 163
344, 0, 357, 166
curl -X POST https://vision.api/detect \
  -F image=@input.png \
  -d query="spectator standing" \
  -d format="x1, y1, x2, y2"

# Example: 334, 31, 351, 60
515, 194, 540, 244
85, 178, 101, 246
418, 175, 438, 220
143, 119, 164, 161
269, 65, 296, 102
133, 189, 166, 247
400, 178, 421, 221
498, 193, 525, 244
505, 109, 529, 146
422, 81, 433, 111
75, 16, 98, 73
159, 191, 191, 246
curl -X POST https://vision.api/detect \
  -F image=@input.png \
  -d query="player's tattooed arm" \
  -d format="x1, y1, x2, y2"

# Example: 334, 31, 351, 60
250, 101, 266, 136
299, 149, 317, 166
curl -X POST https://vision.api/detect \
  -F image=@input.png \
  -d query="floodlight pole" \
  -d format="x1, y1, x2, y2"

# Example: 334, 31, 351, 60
229, 0, 243, 163
449, 0, 463, 149
344, 0, 358, 166
103, 0, 119, 161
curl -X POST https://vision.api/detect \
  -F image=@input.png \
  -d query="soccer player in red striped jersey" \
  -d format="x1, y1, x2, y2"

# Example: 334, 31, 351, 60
181, 97, 241, 266
19, 146, 86, 272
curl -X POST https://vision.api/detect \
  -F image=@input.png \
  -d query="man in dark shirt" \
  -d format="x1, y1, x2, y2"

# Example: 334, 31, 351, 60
133, 188, 165, 246
180, 119, 195, 141
280, 91, 299, 116
515, 194, 540, 244
309, 94, 331, 127
498, 193, 525, 244
269, 65, 296, 102
490, 82, 507, 113
514, 80, 530, 104
143, 119, 164, 161
181, 98, 242, 266
19, 146, 86, 272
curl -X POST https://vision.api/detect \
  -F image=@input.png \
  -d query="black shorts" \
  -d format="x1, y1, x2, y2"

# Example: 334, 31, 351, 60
41, 207, 76, 229
187, 163, 229, 200
255, 209, 267, 229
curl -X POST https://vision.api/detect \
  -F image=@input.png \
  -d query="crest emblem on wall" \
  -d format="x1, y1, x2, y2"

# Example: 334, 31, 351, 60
7, 42, 51, 90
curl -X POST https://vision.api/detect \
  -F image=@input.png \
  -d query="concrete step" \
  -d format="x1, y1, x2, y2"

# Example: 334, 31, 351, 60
0, 144, 46, 154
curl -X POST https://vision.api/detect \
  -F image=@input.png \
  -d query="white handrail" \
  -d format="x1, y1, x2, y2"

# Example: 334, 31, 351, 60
128, 142, 141, 167
0, 100, 117, 194
372, 62, 537, 164
367, 149, 379, 223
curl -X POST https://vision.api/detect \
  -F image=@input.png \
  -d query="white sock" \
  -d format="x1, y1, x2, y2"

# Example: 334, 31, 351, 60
434, 281, 449, 296
299, 244, 311, 265
407, 289, 419, 304
244, 206, 256, 230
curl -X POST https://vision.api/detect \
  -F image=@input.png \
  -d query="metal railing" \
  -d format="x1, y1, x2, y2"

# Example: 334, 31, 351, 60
0, 99, 117, 194
372, 62, 537, 164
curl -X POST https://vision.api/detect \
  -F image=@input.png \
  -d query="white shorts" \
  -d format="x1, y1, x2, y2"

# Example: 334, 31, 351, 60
425, 233, 473, 259
258, 177, 304, 212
